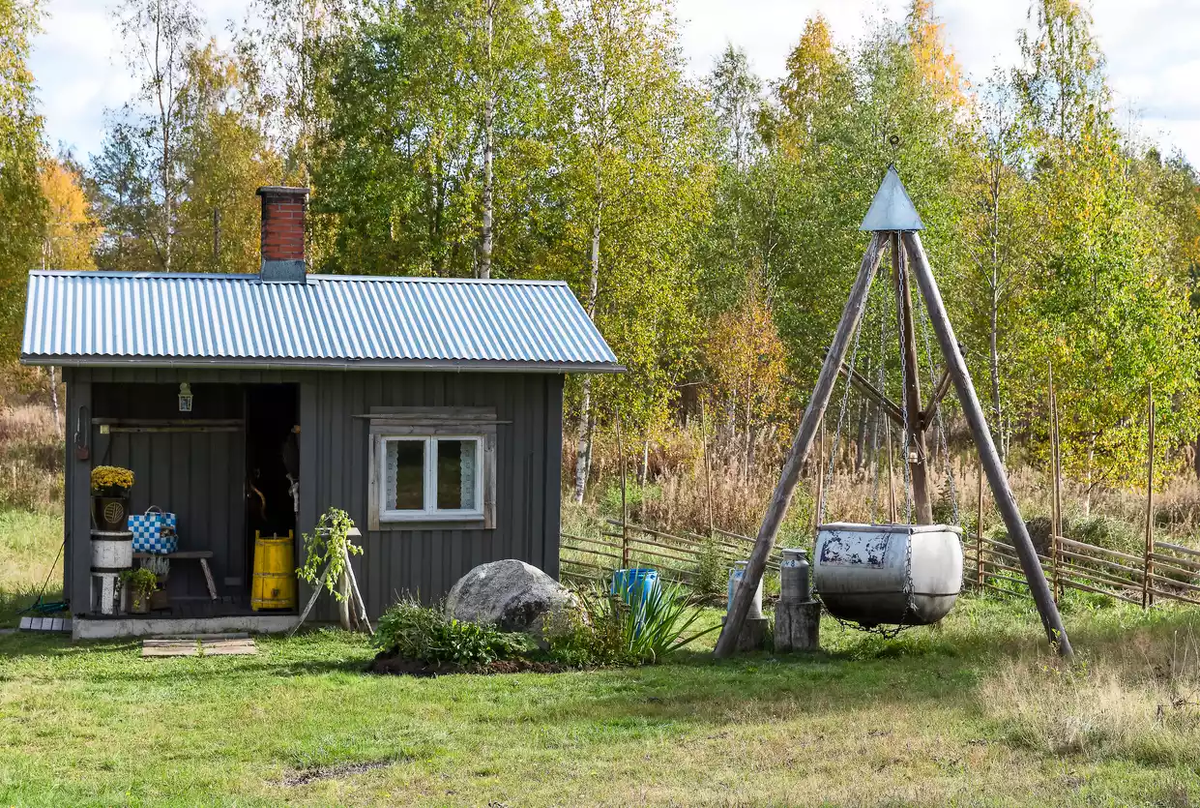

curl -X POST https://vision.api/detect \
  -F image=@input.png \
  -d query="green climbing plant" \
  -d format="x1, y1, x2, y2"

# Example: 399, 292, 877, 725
297, 507, 362, 602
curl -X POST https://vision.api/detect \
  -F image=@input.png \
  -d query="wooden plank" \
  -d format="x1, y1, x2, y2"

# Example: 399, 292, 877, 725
1149, 552, 1200, 572
1056, 536, 1145, 564
142, 641, 198, 657
1156, 541, 1200, 558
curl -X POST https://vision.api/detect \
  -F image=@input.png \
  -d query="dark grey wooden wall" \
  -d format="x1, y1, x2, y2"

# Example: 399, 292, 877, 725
91, 383, 246, 600
299, 370, 564, 621
62, 366, 565, 620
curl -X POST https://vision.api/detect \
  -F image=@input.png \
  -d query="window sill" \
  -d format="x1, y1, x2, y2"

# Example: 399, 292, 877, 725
374, 519, 492, 532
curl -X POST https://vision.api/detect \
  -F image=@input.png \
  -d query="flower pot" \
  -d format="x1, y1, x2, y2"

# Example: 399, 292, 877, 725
149, 577, 169, 611
127, 590, 151, 615
92, 495, 130, 531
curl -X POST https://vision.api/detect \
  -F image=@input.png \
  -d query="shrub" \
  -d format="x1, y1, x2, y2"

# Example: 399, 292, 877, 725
1070, 515, 1142, 557
545, 581, 716, 666
692, 537, 726, 604
373, 598, 532, 667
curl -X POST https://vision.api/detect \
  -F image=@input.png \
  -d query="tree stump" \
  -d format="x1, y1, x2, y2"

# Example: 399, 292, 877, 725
774, 600, 821, 653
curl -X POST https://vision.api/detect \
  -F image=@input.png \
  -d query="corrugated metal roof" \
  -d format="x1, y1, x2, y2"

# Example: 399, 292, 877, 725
21, 271, 621, 372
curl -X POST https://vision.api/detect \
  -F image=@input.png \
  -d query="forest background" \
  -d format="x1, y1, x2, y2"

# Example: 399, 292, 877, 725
3, 0, 1200, 543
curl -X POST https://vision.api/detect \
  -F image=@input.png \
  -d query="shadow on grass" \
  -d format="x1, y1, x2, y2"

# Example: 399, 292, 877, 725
0, 586, 67, 628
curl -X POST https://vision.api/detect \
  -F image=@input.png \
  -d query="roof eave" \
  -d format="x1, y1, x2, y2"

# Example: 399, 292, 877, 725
20, 354, 625, 374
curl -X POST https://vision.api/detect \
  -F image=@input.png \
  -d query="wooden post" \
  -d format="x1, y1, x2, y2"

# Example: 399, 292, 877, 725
1048, 361, 1062, 604
1143, 384, 1155, 610
976, 462, 985, 587
342, 544, 373, 634
887, 417, 897, 522
891, 233, 932, 524
701, 397, 714, 539
714, 233, 887, 659
903, 231, 1072, 658
814, 420, 825, 534
616, 410, 629, 568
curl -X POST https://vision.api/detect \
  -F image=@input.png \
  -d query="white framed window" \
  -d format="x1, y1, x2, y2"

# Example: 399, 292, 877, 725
366, 407, 498, 530
380, 435, 483, 521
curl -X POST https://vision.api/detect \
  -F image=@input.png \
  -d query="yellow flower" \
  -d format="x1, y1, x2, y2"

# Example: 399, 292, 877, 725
91, 465, 134, 492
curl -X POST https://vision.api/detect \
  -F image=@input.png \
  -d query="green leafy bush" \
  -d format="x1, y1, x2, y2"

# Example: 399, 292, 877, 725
1069, 515, 1141, 557
545, 581, 716, 666
692, 537, 726, 604
373, 598, 532, 667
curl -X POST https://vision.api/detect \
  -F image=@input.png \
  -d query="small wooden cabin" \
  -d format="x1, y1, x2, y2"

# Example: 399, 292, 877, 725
20, 187, 620, 637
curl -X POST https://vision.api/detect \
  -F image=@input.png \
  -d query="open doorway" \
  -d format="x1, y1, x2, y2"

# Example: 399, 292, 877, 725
244, 384, 299, 593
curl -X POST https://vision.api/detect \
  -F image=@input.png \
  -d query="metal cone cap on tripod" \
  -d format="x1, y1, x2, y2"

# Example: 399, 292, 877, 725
860, 166, 924, 232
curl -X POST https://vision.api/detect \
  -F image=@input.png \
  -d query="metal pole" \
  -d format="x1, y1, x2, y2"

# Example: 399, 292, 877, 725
714, 233, 887, 658
903, 232, 1073, 659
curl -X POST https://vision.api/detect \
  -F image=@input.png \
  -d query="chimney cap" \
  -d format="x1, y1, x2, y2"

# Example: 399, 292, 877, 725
256, 186, 310, 198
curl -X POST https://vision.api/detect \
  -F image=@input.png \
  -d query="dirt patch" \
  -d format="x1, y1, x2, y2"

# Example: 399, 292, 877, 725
369, 653, 574, 677
283, 759, 396, 786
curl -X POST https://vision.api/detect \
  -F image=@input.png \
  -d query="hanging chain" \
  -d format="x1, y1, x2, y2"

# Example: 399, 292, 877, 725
869, 291, 886, 523
810, 525, 916, 640
818, 281, 871, 525
894, 242, 914, 524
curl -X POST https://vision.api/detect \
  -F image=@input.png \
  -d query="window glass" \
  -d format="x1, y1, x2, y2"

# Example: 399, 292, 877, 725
436, 439, 477, 511
385, 440, 425, 511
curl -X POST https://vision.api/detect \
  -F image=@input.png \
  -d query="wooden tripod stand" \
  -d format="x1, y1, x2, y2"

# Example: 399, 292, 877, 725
715, 168, 1072, 660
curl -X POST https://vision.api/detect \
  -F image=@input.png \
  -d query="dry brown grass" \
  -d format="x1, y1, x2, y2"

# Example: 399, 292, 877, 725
0, 404, 63, 511
982, 627, 1200, 768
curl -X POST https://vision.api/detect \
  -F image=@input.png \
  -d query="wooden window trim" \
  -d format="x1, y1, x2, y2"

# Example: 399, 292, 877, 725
367, 409, 497, 532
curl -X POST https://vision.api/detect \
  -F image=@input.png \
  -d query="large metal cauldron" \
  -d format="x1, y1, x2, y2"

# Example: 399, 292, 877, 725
814, 523, 963, 627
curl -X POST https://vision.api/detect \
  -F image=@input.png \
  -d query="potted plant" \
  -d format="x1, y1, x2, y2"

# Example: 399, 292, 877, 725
91, 466, 135, 531
121, 567, 158, 615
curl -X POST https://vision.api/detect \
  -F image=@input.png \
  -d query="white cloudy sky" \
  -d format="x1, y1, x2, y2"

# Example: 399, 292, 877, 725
31, 0, 1200, 163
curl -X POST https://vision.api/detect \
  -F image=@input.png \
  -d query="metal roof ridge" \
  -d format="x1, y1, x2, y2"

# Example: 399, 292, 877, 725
28, 269, 569, 287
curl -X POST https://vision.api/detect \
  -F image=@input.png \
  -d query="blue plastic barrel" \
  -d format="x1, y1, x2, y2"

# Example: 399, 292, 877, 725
611, 568, 660, 611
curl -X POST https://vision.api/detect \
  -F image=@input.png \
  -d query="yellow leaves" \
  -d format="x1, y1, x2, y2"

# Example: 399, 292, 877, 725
703, 296, 788, 428
38, 157, 98, 271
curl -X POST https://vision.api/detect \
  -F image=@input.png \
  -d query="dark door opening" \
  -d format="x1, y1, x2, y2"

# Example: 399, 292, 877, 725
244, 384, 300, 592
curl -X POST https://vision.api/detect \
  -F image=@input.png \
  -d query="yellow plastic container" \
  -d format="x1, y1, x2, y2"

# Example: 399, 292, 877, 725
251, 531, 297, 611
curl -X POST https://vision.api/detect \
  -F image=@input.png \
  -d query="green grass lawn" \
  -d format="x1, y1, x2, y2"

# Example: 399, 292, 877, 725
2, 593, 1199, 807
0, 507, 63, 627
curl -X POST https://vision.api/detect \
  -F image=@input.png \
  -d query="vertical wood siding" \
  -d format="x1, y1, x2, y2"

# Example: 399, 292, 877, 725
63, 367, 565, 620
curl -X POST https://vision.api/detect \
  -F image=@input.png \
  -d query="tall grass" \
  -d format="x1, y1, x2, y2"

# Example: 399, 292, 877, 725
0, 405, 63, 511
982, 628, 1200, 766
566, 421, 1200, 554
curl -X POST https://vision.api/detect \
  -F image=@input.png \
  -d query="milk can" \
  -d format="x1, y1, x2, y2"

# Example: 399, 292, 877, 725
780, 548, 811, 601
727, 561, 763, 619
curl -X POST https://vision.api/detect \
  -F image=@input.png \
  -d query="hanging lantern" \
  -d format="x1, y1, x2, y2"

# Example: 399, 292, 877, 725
178, 383, 194, 413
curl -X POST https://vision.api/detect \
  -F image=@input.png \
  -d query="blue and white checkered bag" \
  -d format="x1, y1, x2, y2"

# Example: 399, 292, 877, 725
128, 506, 178, 554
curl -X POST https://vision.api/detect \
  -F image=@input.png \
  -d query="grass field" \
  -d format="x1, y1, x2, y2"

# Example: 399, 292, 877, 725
2, 593, 1199, 806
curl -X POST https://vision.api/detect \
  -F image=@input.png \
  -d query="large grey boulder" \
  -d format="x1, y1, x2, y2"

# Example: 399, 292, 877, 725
445, 559, 577, 637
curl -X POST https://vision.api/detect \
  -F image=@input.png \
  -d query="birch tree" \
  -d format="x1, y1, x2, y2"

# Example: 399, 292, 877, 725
116, 0, 201, 272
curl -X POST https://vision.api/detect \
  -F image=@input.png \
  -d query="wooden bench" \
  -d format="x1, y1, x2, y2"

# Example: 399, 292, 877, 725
134, 551, 219, 601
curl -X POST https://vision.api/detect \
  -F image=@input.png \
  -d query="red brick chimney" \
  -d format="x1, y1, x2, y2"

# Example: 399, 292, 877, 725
256, 186, 309, 282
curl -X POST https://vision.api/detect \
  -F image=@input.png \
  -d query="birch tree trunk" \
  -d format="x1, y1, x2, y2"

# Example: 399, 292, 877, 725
48, 366, 60, 438
478, 0, 495, 279
573, 174, 603, 504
